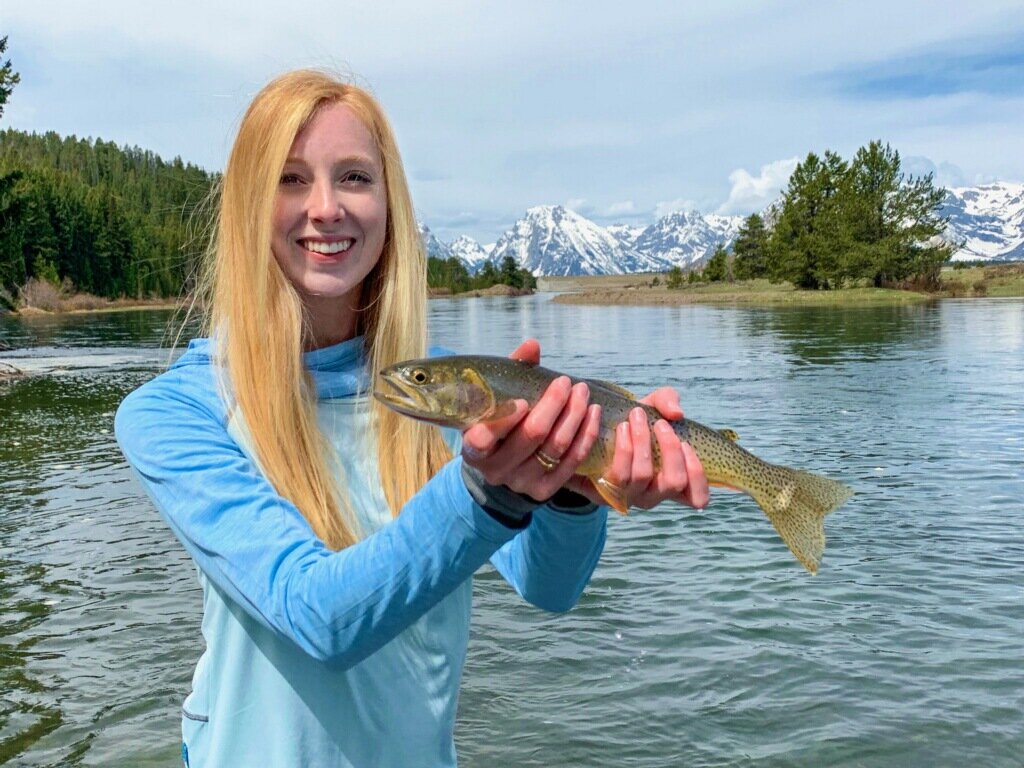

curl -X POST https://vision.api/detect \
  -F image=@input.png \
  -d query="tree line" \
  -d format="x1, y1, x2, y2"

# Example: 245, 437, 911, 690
427, 254, 536, 294
0, 128, 216, 308
673, 141, 952, 290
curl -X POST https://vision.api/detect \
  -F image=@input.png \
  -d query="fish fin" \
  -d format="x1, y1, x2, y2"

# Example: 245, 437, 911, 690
709, 480, 743, 491
594, 476, 630, 515
482, 399, 518, 421
586, 378, 638, 401
719, 428, 740, 442
748, 467, 854, 574
462, 367, 517, 422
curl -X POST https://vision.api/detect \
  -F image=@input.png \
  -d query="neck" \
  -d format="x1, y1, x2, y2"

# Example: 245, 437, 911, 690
301, 289, 362, 350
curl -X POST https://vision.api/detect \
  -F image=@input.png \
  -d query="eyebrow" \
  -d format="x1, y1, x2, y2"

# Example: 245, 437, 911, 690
283, 154, 379, 167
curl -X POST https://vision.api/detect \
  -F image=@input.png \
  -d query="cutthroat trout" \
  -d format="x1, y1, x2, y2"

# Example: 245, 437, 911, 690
374, 355, 853, 573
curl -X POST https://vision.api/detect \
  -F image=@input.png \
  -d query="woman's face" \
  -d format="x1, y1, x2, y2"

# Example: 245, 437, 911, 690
272, 103, 388, 328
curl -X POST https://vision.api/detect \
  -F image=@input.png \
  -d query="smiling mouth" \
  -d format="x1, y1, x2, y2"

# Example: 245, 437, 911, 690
300, 239, 353, 256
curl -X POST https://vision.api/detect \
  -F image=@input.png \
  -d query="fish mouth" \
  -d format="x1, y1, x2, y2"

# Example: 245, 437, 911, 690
373, 372, 450, 425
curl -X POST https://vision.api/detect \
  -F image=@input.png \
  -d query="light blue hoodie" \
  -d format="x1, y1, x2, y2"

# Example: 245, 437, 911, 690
115, 336, 607, 767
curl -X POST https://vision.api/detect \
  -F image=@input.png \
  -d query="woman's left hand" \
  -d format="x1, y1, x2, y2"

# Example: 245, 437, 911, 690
601, 390, 710, 510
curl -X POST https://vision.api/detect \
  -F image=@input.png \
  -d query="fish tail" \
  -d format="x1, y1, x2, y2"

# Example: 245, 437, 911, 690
746, 467, 853, 574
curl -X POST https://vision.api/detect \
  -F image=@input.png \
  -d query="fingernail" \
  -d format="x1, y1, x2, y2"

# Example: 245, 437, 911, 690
655, 420, 671, 434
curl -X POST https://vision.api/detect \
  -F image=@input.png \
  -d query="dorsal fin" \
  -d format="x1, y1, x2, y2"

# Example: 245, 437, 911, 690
586, 378, 637, 400
719, 428, 740, 442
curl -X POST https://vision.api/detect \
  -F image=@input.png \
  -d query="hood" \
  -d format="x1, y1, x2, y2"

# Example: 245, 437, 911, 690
171, 336, 372, 399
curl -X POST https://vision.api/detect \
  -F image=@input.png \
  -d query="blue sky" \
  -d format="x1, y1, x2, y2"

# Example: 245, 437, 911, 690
4, 1, 1023, 243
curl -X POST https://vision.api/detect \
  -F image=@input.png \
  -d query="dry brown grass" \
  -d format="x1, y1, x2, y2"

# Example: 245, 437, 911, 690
8, 278, 182, 315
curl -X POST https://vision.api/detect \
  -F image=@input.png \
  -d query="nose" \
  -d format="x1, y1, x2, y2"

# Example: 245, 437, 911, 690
308, 177, 344, 223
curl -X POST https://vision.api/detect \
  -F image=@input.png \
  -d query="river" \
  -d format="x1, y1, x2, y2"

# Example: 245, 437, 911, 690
1, 296, 1022, 766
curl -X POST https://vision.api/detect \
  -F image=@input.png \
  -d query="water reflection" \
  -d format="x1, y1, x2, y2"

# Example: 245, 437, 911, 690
0, 308, 195, 351
737, 303, 944, 366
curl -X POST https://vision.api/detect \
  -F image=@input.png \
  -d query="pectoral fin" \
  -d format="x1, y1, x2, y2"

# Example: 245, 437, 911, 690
595, 476, 630, 515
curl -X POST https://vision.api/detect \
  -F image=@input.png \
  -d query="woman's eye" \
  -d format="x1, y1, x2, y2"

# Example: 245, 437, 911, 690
343, 171, 372, 184
280, 173, 304, 185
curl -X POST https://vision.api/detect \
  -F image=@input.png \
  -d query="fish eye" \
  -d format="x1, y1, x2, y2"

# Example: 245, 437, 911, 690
411, 368, 429, 385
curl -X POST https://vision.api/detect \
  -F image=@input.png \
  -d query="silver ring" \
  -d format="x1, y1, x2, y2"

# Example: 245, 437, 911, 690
534, 449, 560, 472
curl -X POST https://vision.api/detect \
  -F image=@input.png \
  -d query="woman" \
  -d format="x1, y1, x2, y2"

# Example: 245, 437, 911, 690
115, 69, 707, 767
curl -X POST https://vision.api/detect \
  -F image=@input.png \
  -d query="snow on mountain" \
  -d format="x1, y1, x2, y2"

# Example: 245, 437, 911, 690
423, 181, 1023, 277
489, 206, 665, 276
448, 235, 491, 273
606, 224, 645, 249
633, 210, 742, 268
940, 182, 1024, 261
417, 222, 452, 260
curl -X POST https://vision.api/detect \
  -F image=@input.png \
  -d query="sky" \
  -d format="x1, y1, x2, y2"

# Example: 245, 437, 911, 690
4, 1, 1024, 243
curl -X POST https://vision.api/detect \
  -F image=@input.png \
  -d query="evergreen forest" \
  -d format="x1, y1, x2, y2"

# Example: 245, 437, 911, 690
0, 129, 217, 309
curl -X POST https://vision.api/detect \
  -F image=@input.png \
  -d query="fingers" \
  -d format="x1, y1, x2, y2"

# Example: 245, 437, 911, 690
508, 338, 540, 364
679, 442, 709, 509
462, 400, 528, 464
526, 403, 601, 498
605, 407, 709, 511
639, 386, 684, 420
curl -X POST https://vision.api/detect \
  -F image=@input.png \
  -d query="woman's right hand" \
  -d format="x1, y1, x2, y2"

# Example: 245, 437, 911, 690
461, 341, 602, 502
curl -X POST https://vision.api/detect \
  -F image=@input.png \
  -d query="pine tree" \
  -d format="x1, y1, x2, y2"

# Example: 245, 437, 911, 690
732, 213, 769, 280
843, 140, 951, 287
703, 244, 731, 282
767, 151, 850, 289
0, 37, 20, 121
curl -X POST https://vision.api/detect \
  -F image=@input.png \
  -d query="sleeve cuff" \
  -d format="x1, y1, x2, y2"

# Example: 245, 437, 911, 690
546, 488, 601, 516
460, 462, 539, 529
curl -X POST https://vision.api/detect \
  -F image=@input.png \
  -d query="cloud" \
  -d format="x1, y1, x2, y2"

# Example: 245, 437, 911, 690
716, 158, 799, 215
605, 200, 635, 216
824, 33, 1024, 99
902, 156, 968, 188
654, 198, 696, 219
564, 198, 595, 215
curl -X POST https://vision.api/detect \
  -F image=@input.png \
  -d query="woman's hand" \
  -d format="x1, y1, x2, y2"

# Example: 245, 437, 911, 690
461, 340, 602, 502
603, 389, 709, 510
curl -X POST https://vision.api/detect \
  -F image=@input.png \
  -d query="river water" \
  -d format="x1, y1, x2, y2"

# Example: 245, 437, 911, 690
1, 296, 1022, 767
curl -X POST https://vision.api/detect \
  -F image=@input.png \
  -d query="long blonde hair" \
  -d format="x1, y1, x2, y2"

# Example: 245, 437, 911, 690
203, 69, 451, 549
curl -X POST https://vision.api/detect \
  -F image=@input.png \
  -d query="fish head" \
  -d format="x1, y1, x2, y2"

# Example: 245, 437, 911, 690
374, 358, 500, 428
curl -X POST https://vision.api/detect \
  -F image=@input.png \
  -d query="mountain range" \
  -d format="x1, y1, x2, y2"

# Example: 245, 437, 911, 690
421, 181, 1024, 277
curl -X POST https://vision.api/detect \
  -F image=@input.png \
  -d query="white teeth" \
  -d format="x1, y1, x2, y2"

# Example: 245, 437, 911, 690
303, 239, 352, 254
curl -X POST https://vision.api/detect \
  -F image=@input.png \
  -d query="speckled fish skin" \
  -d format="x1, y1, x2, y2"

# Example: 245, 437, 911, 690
374, 355, 854, 573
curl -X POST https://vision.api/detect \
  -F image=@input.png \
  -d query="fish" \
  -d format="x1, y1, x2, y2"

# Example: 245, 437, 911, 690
374, 355, 854, 573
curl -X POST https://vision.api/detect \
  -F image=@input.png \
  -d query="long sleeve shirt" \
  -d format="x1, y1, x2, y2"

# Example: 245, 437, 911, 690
114, 335, 607, 768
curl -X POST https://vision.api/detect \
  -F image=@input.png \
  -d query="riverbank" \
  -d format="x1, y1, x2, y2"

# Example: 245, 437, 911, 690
549, 262, 1024, 306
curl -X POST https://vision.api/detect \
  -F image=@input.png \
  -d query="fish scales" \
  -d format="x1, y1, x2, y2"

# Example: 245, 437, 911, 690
374, 355, 853, 573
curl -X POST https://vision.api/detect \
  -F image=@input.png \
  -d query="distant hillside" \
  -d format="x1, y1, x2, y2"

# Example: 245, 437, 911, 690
0, 129, 216, 302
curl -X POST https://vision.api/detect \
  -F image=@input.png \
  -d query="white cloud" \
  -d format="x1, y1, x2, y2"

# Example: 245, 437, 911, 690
606, 200, 635, 215
654, 198, 696, 219
717, 158, 799, 215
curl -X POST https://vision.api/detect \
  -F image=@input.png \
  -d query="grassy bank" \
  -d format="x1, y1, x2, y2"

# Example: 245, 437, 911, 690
549, 262, 1024, 307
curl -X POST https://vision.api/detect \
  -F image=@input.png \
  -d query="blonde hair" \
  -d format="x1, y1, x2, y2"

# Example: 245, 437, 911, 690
203, 69, 451, 549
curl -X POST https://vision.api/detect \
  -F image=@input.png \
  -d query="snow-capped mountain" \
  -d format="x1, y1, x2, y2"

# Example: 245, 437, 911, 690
421, 181, 1023, 277
417, 223, 452, 260
489, 206, 667, 276
447, 235, 492, 273
606, 224, 645, 249
940, 182, 1024, 261
632, 211, 743, 268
